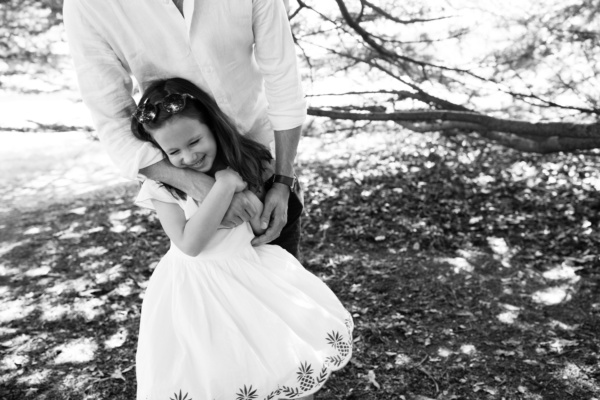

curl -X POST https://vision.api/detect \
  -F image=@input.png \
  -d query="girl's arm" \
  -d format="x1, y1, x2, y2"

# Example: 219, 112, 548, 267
152, 169, 246, 256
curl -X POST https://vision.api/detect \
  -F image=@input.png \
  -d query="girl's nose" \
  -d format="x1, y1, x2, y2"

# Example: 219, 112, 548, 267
181, 152, 197, 166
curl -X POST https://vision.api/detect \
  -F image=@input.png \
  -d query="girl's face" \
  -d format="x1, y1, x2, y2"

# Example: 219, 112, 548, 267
150, 115, 219, 173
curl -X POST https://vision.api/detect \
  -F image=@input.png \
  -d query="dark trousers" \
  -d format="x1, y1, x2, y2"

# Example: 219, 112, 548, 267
265, 181, 304, 259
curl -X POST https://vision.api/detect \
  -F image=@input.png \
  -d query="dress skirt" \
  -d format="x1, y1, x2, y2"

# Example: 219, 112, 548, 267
135, 224, 353, 400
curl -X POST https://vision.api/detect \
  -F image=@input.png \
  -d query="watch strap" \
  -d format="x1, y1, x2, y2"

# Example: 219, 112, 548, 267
272, 174, 296, 191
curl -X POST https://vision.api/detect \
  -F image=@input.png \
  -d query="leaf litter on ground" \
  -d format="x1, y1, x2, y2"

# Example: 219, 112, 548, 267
0, 124, 599, 399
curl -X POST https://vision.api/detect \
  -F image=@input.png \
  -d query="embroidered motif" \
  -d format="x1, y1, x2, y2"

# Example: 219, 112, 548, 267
236, 320, 354, 400
236, 385, 258, 400
297, 362, 316, 391
169, 390, 192, 400
166, 320, 353, 400
326, 331, 351, 357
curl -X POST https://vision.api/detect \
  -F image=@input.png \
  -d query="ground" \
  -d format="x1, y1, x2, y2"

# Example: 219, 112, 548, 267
1, 120, 600, 400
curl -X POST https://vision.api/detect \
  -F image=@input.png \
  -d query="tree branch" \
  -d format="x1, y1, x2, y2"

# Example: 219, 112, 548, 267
361, 0, 453, 24
333, 0, 492, 82
307, 107, 600, 139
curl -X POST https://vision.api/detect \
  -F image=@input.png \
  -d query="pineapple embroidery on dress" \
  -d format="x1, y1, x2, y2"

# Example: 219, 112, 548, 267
169, 390, 192, 400
326, 331, 351, 357
236, 322, 353, 400
236, 385, 259, 400
297, 362, 316, 391
325, 329, 352, 367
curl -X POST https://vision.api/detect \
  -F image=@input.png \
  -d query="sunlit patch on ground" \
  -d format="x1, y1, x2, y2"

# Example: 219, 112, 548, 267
104, 328, 128, 349
0, 298, 36, 323
531, 285, 573, 305
547, 319, 579, 331
556, 362, 600, 394
109, 210, 132, 233
55, 222, 84, 240
438, 347, 453, 358
108, 281, 135, 298
73, 297, 106, 321
44, 277, 94, 296
497, 303, 520, 324
0, 263, 21, 277
1, 353, 29, 371
487, 237, 514, 268
508, 161, 540, 186
393, 353, 412, 367
0, 240, 28, 257
81, 259, 111, 272
437, 257, 474, 274
16, 368, 51, 385
52, 338, 98, 364
94, 264, 126, 284
22, 226, 51, 235
39, 294, 106, 322
78, 246, 109, 258
460, 344, 476, 356
24, 265, 51, 277
542, 263, 581, 283
40, 301, 70, 321
547, 338, 579, 354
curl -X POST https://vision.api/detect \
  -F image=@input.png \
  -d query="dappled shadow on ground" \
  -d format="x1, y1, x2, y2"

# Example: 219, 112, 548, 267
0, 126, 599, 399
0, 189, 162, 399
298, 127, 600, 399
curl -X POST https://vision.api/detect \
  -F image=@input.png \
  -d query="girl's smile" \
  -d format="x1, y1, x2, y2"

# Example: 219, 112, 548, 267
149, 115, 219, 173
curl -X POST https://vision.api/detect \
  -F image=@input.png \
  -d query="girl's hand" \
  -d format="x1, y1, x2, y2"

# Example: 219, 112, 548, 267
215, 168, 247, 192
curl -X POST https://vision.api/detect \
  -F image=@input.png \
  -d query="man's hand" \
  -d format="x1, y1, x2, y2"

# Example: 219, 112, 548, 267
251, 183, 290, 246
221, 190, 261, 228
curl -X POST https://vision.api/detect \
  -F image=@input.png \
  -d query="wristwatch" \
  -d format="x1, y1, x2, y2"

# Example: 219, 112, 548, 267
271, 174, 297, 192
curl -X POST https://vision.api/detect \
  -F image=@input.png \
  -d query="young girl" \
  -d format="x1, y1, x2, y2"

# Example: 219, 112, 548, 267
131, 78, 352, 400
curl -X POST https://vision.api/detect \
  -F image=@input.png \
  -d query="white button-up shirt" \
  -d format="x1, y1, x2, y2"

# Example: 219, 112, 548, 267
63, 0, 306, 179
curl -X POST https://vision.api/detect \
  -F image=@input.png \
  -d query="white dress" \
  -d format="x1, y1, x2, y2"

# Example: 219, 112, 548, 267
134, 180, 353, 400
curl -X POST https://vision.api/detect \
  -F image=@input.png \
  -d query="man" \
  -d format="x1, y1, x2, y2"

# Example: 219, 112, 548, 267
63, 0, 306, 257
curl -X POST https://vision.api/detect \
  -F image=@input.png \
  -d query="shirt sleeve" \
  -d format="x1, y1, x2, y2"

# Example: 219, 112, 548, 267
252, 0, 307, 131
63, 0, 164, 180
134, 180, 179, 211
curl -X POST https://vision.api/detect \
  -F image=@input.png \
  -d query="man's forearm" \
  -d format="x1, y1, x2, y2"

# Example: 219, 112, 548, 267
140, 159, 214, 200
273, 125, 301, 177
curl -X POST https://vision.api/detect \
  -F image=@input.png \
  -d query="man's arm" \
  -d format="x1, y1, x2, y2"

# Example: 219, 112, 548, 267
140, 160, 214, 200
64, 1, 260, 227
251, 125, 301, 246
250, 0, 306, 245
63, 0, 163, 180
141, 159, 260, 228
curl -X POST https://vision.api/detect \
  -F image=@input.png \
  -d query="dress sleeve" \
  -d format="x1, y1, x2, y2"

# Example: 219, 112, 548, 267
134, 180, 179, 211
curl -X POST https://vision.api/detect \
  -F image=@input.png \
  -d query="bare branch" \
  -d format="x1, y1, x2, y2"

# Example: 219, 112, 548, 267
297, 38, 471, 112
474, 130, 600, 154
396, 121, 485, 133
288, 3, 304, 20
361, 0, 453, 24
334, 0, 492, 81
307, 107, 600, 139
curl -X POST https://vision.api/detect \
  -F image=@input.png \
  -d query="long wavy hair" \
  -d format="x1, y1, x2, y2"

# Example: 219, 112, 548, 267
131, 78, 272, 199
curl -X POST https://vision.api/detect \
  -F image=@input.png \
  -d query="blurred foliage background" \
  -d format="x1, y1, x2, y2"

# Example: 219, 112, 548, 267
3, 0, 600, 151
